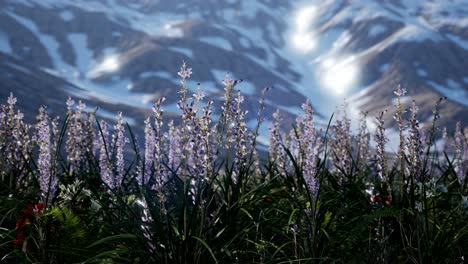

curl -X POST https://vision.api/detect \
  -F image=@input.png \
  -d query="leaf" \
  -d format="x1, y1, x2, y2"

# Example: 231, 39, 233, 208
86, 234, 136, 249
193, 236, 218, 263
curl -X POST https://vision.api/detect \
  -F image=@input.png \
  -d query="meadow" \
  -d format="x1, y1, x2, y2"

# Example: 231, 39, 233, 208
0, 63, 467, 263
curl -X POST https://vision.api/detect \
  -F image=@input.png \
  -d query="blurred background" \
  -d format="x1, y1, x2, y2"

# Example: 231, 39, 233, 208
0, 0, 467, 145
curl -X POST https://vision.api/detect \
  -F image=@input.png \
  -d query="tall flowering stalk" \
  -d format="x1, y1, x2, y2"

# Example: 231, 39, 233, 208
269, 110, 287, 176
393, 86, 407, 179
217, 73, 237, 150
152, 97, 166, 190
454, 122, 467, 186
249, 87, 270, 176
176, 62, 193, 180
65, 98, 84, 173
166, 121, 182, 171
113, 112, 128, 188
301, 101, 321, 197
198, 98, 215, 180
332, 105, 352, 179
441, 127, 448, 154
407, 101, 422, 182
141, 117, 155, 187
233, 91, 248, 183
98, 120, 113, 188
0, 93, 32, 189
374, 110, 388, 182
36, 107, 57, 204
356, 112, 371, 173
65, 98, 95, 175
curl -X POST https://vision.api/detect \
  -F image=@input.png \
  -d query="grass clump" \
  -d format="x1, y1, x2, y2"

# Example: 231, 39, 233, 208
0, 62, 467, 263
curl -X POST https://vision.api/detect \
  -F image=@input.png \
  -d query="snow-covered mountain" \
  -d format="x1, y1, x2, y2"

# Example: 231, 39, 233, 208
0, 0, 466, 136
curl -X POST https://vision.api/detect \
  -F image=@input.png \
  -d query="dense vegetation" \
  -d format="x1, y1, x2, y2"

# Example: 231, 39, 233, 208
0, 63, 467, 263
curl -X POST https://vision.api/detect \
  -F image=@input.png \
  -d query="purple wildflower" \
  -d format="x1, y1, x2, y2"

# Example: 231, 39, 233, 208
166, 121, 182, 171
269, 109, 287, 176
441, 127, 448, 153
406, 101, 422, 182
393, 85, 407, 97
113, 112, 128, 188
36, 107, 57, 203
248, 87, 270, 175
454, 122, 466, 185
98, 120, 113, 188
177, 61, 192, 79
141, 117, 155, 186
301, 101, 321, 197
332, 104, 352, 178
0, 93, 32, 188
393, 85, 407, 176
222, 73, 235, 87
356, 112, 371, 172
374, 110, 388, 182
65, 99, 94, 174
152, 97, 166, 190
233, 92, 248, 182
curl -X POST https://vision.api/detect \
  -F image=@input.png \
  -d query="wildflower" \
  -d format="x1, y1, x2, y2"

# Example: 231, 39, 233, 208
193, 84, 205, 101
374, 110, 388, 182
65, 99, 94, 174
248, 87, 270, 176
0, 93, 32, 188
407, 101, 422, 182
393, 85, 407, 97
36, 107, 57, 203
98, 120, 113, 188
7, 92, 17, 105
166, 121, 182, 170
454, 121, 466, 185
141, 117, 155, 186
177, 62, 192, 79
222, 72, 236, 87
199, 99, 215, 179
113, 112, 128, 188
152, 97, 166, 190
233, 92, 248, 182
13, 203, 44, 251
441, 126, 448, 153
393, 85, 407, 176
301, 101, 321, 197
332, 104, 352, 178
370, 194, 392, 206
356, 112, 371, 172
269, 110, 287, 176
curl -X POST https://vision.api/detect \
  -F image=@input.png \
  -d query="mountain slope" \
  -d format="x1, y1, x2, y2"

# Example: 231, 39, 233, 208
0, 0, 466, 135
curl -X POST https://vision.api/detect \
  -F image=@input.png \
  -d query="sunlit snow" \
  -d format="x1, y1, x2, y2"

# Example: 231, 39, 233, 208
87, 55, 121, 78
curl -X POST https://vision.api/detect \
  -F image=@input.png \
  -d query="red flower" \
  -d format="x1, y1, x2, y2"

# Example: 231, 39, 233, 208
13, 202, 44, 251
13, 231, 26, 249
370, 194, 392, 206
35, 203, 44, 211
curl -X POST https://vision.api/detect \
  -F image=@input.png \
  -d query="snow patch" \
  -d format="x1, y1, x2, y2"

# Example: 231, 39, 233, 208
168, 46, 193, 58
368, 24, 386, 37
427, 80, 468, 106
417, 68, 428, 77
0, 31, 12, 54
447, 34, 468, 51
380, 63, 390, 73
59, 10, 74, 21
199, 36, 233, 51
67, 33, 92, 73
139, 71, 172, 80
